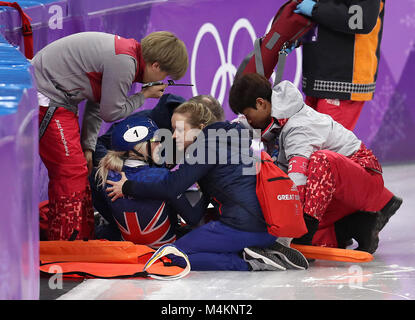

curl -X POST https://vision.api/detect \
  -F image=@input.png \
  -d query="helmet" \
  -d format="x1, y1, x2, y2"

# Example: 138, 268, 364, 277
111, 116, 159, 151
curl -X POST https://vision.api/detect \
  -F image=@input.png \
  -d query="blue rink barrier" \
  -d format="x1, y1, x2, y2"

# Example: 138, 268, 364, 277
0, 0, 156, 300
0, 34, 39, 300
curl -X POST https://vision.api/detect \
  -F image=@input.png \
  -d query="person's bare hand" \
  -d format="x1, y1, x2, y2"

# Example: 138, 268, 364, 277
106, 172, 128, 202
141, 84, 168, 99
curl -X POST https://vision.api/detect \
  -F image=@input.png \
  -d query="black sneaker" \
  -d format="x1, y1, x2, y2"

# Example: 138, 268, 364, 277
243, 247, 287, 271
335, 212, 379, 254
266, 241, 309, 270
375, 196, 403, 233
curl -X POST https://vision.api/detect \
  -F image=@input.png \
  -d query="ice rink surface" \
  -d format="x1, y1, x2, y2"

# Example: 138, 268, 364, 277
45, 163, 415, 300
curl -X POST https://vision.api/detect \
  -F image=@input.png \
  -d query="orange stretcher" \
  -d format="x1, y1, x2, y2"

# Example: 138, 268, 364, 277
291, 244, 374, 263
40, 240, 190, 280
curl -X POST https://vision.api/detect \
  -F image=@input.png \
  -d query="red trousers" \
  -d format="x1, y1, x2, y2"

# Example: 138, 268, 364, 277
303, 148, 393, 248
39, 106, 94, 240
305, 96, 364, 131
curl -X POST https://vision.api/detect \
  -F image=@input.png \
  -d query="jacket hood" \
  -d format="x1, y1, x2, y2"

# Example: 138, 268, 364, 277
149, 93, 186, 130
270, 80, 304, 125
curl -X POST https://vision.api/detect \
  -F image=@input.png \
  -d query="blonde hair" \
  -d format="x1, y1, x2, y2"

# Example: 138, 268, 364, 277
174, 101, 218, 129
188, 95, 225, 121
141, 31, 188, 80
95, 143, 146, 188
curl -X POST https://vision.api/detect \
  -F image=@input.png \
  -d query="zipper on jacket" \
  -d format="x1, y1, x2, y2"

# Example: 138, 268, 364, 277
268, 177, 290, 182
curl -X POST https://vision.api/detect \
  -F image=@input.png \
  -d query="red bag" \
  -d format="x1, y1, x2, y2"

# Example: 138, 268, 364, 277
256, 151, 307, 238
237, 0, 313, 83
0, 2, 33, 59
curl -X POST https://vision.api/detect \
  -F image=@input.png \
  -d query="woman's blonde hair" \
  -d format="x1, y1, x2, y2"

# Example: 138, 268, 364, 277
174, 101, 218, 129
141, 31, 188, 80
95, 143, 146, 188
188, 95, 225, 121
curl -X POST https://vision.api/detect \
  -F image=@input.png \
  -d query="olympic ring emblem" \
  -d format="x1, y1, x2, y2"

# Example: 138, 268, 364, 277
190, 18, 303, 105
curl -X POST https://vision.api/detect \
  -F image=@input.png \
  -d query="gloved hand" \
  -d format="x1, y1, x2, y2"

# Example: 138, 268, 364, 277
271, 147, 279, 162
294, 0, 316, 17
283, 42, 298, 55
292, 213, 319, 245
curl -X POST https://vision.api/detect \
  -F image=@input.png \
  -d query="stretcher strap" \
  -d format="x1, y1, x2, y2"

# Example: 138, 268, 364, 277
144, 244, 191, 280
39, 106, 57, 140
0, 2, 33, 59
39, 261, 149, 279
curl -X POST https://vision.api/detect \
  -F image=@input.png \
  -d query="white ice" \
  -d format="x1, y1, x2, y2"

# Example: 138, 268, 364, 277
57, 163, 415, 300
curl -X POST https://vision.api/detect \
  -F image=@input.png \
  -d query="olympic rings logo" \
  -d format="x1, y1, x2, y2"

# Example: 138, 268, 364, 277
190, 18, 303, 105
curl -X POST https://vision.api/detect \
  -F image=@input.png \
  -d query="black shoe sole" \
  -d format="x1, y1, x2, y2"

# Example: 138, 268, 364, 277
354, 212, 379, 254
375, 196, 403, 233
267, 241, 309, 270
357, 197, 402, 254
336, 212, 379, 254
356, 227, 379, 254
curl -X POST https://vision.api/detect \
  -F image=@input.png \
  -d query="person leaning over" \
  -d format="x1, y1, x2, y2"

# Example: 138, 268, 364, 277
32, 31, 188, 240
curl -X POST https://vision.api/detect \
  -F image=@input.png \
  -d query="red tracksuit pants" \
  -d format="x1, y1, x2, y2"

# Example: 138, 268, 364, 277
305, 96, 364, 131
302, 146, 393, 247
39, 106, 94, 240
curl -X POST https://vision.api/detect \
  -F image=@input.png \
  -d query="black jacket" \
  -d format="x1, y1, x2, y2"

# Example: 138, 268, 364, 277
302, 0, 385, 101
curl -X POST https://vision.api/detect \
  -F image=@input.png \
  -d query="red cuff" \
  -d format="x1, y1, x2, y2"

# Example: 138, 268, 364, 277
288, 156, 309, 175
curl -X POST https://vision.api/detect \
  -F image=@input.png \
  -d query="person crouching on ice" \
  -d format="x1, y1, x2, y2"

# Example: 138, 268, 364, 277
92, 116, 209, 249
105, 101, 309, 271
228, 73, 402, 253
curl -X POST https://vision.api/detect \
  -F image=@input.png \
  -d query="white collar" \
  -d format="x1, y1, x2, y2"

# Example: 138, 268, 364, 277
124, 159, 148, 168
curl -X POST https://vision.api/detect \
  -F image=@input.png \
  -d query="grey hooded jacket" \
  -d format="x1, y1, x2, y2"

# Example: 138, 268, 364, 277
32, 32, 146, 151
272, 81, 362, 185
